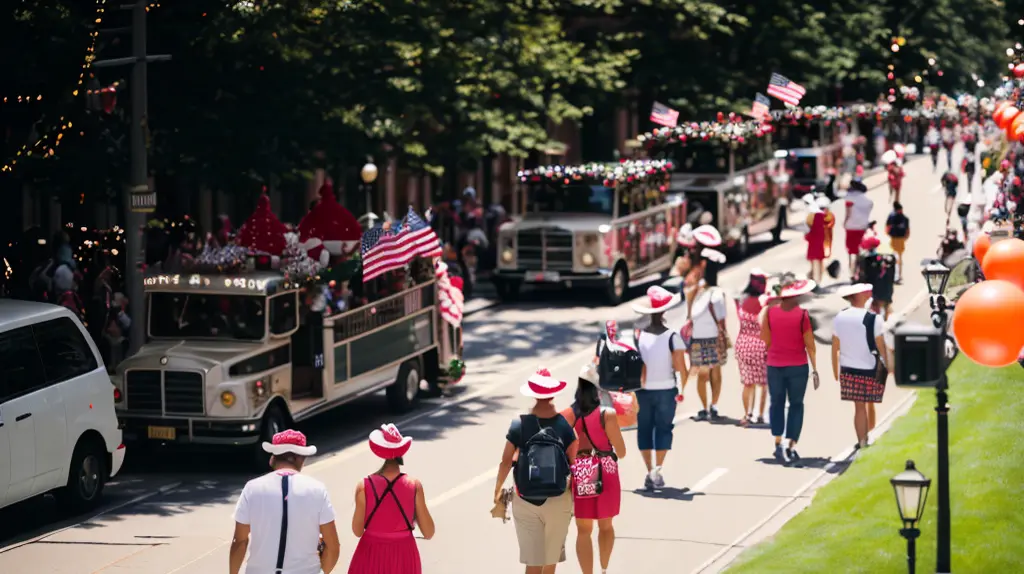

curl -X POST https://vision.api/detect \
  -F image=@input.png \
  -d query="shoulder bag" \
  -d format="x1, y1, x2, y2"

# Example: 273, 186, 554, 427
707, 289, 731, 363
571, 411, 616, 499
861, 312, 889, 385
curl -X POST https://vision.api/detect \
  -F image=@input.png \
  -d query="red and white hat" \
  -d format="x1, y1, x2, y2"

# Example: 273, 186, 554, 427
520, 367, 569, 399
701, 247, 726, 264
631, 285, 682, 315
693, 225, 723, 247
369, 423, 413, 459
677, 223, 697, 247
770, 278, 817, 299
837, 283, 873, 299
262, 429, 317, 457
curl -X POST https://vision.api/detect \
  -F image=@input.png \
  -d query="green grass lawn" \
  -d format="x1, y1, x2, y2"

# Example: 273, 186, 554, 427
727, 360, 1024, 574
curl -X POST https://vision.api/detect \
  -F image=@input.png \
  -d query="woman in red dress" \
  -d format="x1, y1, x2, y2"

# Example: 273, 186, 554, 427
803, 194, 834, 285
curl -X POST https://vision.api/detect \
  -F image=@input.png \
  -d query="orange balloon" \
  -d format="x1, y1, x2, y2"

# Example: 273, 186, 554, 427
982, 238, 1024, 291
1012, 114, 1024, 141
993, 101, 1011, 124
999, 106, 1021, 129
973, 233, 991, 262
952, 280, 1024, 367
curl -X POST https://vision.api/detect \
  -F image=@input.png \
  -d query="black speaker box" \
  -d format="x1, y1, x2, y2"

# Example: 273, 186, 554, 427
894, 323, 945, 387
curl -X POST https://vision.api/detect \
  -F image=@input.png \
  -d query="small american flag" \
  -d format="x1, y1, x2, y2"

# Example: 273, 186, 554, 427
362, 207, 442, 282
750, 92, 771, 120
436, 261, 464, 327
766, 73, 806, 107
650, 102, 679, 128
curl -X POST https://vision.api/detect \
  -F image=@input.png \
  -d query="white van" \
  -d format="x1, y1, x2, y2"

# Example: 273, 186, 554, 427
0, 300, 125, 512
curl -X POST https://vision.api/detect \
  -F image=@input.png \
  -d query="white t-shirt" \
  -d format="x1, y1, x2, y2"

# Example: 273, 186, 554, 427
688, 289, 727, 339
637, 330, 683, 391
832, 307, 885, 370
844, 192, 873, 231
234, 470, 336, 574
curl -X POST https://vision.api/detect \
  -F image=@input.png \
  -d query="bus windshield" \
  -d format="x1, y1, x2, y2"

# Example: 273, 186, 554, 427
528, 183, 614, 215
787, 156, 818, 181
149, 292, 266, 340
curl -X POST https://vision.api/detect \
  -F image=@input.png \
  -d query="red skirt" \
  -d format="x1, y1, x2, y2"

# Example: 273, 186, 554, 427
348, 530, 422, 574
839, 367, 885, 403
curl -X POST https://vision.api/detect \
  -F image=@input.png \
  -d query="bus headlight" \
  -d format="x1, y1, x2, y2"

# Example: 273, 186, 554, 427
581, 252, 596, 267
501, 248, 514, 263
220, 391, 236, 408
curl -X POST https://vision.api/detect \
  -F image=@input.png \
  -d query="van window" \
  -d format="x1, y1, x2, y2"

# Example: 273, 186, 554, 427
0, 327, 46, 401
269, 292, 298, 335
32, 317, 99, 384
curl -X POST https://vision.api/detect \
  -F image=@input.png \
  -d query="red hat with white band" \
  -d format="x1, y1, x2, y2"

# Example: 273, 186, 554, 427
631, 285, 683, 315
520, 367, 569, 399
693, 225, 723, 247
369, 423, 413, 459
262, 429, 317, 457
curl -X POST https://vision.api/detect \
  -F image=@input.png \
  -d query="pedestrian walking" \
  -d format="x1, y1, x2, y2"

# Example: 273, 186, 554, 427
942, 123, 955, 171
632, 286, 687, 489
856, 235, 895, 321
885, 202, 910, 283
561, 364, 627, 574
831, 284, 890, 450
760, 276, 820, 463
493, 367, 577, 574
942, 171, 959, 224
926, 125, 940, 171
681, 250, 729, 421
230, 430, 341, 574
349, 424, 435, 574
692, 225, 724, 287
885, 152, 905, 204
803, 194, 835, 285
843, 180, 874, 276
735, 270, 769, 426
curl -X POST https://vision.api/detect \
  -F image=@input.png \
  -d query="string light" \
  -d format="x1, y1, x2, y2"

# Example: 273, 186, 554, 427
1, 95, 44, 104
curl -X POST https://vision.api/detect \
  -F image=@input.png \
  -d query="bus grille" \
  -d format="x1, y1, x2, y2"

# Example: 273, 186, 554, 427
516, 228, 574, 271
125, 370, 205, 415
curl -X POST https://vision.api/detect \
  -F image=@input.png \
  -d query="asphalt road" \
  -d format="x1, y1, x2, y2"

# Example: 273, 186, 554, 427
0, 149, 960, 573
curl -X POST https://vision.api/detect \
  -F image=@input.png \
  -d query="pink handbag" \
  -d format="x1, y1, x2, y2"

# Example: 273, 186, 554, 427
570, 413, 612, 499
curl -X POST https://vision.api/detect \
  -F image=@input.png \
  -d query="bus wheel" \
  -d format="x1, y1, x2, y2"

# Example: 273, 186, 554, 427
387, 359, 422, 413
771, 207, 787, 244
253, 403, 287, 470
605, 264, 629, 306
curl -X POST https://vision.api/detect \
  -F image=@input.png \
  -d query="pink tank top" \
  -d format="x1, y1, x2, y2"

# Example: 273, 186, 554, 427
766, 306, 810, 367
363, 474, 417, 534
574, 408, 613, 453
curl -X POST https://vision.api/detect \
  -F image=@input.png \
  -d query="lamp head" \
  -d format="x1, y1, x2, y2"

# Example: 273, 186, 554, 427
890, 460, 931, 528
360, 162, 379, 184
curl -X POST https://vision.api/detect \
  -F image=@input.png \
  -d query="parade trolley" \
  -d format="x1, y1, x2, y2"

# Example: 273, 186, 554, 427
493, 159, 684, 304
772, 106, 850, 198
112, 191, 464, 462
637, 117, 788, 257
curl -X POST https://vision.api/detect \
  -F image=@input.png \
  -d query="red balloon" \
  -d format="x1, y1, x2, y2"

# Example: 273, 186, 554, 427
982, 238, 1024, 291
974, 233, 992, 262
993, 101, 1012, 125
952, 280, 1024, 367
1015, 64, 1024, 78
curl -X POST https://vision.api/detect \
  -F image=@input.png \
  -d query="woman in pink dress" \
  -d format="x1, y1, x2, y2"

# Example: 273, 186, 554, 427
735, 270, 769, 426
561, 364, 627, 574
349, 424, 435, 574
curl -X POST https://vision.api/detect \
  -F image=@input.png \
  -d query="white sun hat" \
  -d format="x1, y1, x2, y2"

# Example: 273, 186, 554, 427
701, 248, 727, 264
693, 225, 723, 247
836, 283, 874, 299
520, 367, 569, 399
631, 285, 683, 315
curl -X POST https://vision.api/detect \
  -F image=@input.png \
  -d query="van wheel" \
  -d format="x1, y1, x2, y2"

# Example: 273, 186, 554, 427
772, 208, 787, 244
387, 360, 422, 413
605, 264, 628, 306
57, 438, 108, 513
253, 404, 288, 470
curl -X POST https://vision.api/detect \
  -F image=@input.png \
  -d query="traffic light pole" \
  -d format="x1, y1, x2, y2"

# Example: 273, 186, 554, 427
94, 2, 169, 355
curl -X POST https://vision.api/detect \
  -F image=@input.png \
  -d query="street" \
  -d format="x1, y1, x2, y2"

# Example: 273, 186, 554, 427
0, 152, 956, 574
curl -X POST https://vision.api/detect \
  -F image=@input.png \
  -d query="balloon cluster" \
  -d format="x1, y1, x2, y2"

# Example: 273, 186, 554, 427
952, 236, 1024, 367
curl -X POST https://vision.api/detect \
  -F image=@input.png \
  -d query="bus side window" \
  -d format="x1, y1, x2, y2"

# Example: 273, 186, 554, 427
270, 292, 299, 335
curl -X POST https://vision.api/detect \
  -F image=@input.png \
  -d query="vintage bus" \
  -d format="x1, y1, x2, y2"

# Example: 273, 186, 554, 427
113, 263, 462, 463
775, 120, 847, 197
493, 160, 685, 304
655, 138, 789, 256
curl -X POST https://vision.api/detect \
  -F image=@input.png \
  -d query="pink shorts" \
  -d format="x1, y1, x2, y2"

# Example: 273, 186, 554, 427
845, 229, 866, 255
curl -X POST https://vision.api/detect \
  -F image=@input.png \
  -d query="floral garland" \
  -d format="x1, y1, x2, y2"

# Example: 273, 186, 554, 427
636, 116, 770, 148
516, 159, 674, 187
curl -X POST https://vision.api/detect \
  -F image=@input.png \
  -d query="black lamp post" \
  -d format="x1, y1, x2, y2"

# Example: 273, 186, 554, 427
891, 460, 932, 574
921, 260, 953, 574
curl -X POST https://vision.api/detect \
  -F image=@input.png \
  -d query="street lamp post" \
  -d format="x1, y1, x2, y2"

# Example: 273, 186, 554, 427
361, 161, 379, 217
921, 261, 953, 573
891, 460, 932, 574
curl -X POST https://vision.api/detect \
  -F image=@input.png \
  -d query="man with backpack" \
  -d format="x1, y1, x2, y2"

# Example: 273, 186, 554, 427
493, 368, 577, 574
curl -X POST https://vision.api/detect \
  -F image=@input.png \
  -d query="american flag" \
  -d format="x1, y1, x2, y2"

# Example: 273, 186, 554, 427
750, 92, 771, 120
435, 261, 464, 327
361, 207, 442, 282
650, 102, 679, 127
766, 73, 806, 107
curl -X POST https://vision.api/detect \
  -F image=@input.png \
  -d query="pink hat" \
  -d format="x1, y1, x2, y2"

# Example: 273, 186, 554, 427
520, 367, 568, 399
861, 236, 881, 251
369, 423, 413, 459
693, 225, 723, 247
631, 285, 682, 314
262, 429, 317, 457
770, 278, 816, 299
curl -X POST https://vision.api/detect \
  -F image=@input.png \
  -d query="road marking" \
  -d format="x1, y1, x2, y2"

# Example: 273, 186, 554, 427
690, 468, 729, 492
690, 389, 919, 574
0, 481, 182, 555
427, 468, 495, 508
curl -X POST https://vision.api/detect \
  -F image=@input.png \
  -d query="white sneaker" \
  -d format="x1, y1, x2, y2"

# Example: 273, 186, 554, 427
653, 467, 665, 488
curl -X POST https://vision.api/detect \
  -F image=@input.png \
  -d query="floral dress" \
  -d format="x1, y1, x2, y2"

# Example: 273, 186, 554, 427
734, 299, 767, 386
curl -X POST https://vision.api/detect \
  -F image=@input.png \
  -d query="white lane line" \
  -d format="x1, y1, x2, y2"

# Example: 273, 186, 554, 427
689, 389, 918, 574
427, 468, 495, 509
0, 481, 183, 554
690, 468, 729, 493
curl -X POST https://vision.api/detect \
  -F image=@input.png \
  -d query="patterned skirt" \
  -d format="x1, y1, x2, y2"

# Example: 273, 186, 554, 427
689, 337, 722, 368
839, 366, 885, 403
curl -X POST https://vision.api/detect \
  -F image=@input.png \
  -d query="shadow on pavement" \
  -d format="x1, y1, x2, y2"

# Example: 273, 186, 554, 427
630, 486, 702, 501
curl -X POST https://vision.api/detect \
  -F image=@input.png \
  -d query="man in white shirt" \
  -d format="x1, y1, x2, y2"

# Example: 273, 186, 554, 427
843, 181, 874, 274
231, 430, 340, 574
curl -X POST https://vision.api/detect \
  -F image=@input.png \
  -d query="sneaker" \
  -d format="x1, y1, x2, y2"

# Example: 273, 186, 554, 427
786, 448, 801, 462
756, 416, 766, 424
695, 410, 709, 421
653, 469, 665, 489
709, 406, 721, 421
644, 474, 654, 490
773, 444, 787, 463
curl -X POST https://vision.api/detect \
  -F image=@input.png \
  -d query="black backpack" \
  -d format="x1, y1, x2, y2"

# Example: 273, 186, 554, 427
514, 415, 570, 500
597, 335, 643, 391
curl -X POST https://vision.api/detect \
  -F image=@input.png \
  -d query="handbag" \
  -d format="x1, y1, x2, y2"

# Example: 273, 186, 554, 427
707, 290, 731, 363
571, 411, 616, 499
862, 312, 889, 385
